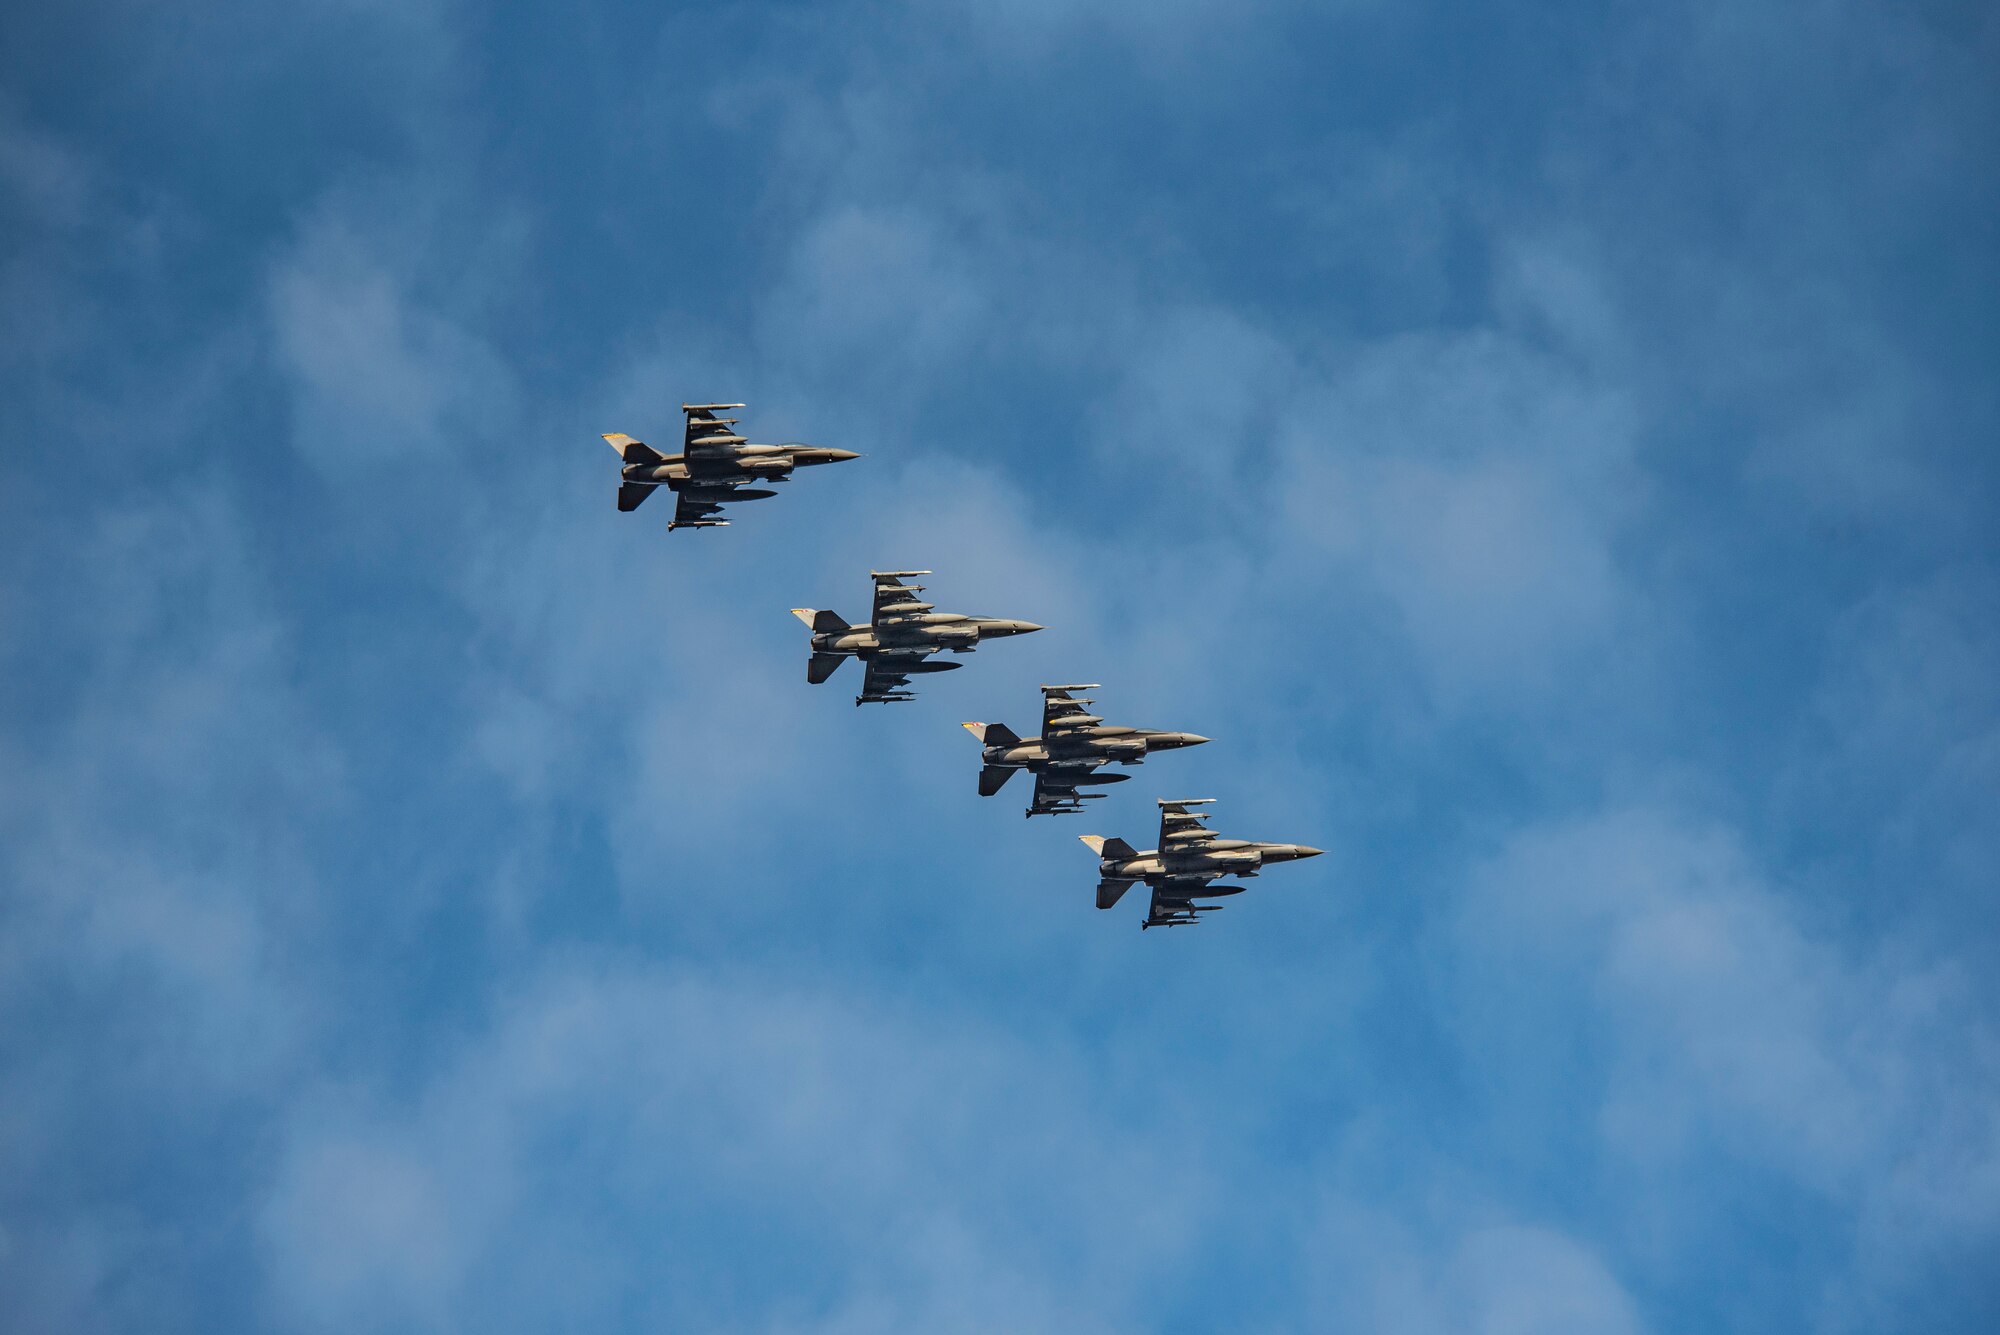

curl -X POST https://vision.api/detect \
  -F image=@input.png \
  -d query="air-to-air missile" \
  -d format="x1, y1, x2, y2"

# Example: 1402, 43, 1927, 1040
961, 684, 1209, 817
1080, 798, 1323, 929
790, 570, 1042, 705
603, 403, 859, 530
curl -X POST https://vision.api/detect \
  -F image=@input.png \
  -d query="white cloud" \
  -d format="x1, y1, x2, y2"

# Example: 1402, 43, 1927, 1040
0, 490, 327, 1090
0, 489, 334, 1331
256, 960, 1211, 1333
1451, 807, 2000, 1304
1450, 1225, 1646, 1335
1301, 1201, 1646, 1335
0, 112, 93, 229
766, 206, 995, 395
941, 0, 1373, 66
1083, 306, 1298, 482
9, 5, 1998, 1332
262, 1136, 464, 1328
267, 204, 515, 467
1788, 571, 2000, 893
1270, 326, 1642, 697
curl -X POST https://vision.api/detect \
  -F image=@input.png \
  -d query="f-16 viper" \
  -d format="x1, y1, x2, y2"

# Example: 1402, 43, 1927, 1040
1081, 799, 1322, 929
962, 685, 1209, 817
791, 571, 1042, 705
603, 403, 859, 530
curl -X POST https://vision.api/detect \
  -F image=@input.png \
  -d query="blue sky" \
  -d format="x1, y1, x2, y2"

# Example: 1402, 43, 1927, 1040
3, 1, 1997, 1330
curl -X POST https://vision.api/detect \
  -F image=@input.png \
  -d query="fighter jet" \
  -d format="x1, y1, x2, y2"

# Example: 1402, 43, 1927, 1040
1081, 799, 1323, 929
603, 403, 859, 530
791, 571, 1042, 705
962, 685, 1209, 817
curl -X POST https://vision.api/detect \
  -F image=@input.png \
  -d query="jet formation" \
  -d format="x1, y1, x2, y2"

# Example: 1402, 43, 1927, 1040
603, 401, 1323, 929
963, 685, 1208, 817
1083, 799, 1324, 929
605, 403, 859, 530
792, 571, 1042, 705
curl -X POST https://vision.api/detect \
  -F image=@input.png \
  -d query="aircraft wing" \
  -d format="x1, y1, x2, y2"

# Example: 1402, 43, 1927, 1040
857, 651, 928, 704
670, 488, 731, 528
683, 403, 747, 452
1041, 686, 1100, 734
871, 571, 934, 624
1157, 798, 1216, 850
1144, 876, 1224, 927
1028, 760, 1102, 815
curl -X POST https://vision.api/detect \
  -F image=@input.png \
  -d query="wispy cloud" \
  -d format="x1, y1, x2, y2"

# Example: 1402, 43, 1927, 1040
4, 1, 1997, 1331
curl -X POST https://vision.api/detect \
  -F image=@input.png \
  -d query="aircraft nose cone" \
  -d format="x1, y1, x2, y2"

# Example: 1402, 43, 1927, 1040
1293, 845, 1325, 859
1180, 733, 1211, 747
825, 448, 862, 461
1000, 620, 1044, 635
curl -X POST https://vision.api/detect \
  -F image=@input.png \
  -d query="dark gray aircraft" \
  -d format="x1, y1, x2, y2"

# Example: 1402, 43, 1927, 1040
962, 685, 1209, 817
791, 571, 1042, 705
1082, 799, 1323, 929
603, 403, 859, 530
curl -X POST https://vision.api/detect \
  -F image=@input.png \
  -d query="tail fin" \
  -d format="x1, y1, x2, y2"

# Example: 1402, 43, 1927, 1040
960, 721, 1019, 747
603, 433, 666, 466
791, 608, 850, 633
1079, 835, 1137, 861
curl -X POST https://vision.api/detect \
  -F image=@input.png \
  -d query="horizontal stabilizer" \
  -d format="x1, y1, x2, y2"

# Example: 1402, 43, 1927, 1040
617, 481, 657, 511
1096, 879, 1134, 910
978, 765, 1016, 796
807, 652, 845, 684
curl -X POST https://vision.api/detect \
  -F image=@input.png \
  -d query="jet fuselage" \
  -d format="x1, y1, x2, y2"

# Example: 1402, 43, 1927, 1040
809, 615, 1040, 658
1096, 840, 1322, 882
981, 727, 1207, 770
621, 442, 859, 488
